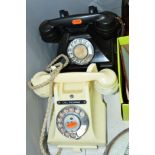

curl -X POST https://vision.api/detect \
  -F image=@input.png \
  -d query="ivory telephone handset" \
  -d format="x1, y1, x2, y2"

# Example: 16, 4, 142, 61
30, 63, 118, 150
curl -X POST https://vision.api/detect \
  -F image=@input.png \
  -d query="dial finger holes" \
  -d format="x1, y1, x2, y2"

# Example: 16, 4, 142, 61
56, 106, 89, 139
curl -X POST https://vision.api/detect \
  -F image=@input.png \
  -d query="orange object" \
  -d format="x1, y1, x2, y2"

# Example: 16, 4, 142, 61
72, 19, 82, 25
67, 121, 78, 128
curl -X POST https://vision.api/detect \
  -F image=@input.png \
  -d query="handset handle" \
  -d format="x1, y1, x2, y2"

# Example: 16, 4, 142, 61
54, 72, 113, 83
47, 13, 102, 26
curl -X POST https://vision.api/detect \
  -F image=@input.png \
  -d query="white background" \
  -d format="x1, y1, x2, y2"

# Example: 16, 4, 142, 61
0, 0, 155, 155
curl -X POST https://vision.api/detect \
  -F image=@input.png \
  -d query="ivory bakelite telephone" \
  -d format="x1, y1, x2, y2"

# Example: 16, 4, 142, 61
39, 6, 124, 71
29, 58, 118, 151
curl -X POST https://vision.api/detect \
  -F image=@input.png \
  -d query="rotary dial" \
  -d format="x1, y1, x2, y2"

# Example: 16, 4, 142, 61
67, 38, 94, 65
56, 106, 89, 139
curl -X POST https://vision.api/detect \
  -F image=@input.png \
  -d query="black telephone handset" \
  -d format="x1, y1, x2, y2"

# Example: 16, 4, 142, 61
39, 6, 123, 71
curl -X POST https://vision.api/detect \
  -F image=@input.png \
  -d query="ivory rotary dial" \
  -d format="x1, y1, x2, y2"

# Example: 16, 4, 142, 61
56, 106, 89, 139
67, 38, 94, 65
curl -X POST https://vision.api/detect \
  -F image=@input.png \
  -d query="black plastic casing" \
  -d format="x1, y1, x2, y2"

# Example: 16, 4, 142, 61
39, 9, 122, 72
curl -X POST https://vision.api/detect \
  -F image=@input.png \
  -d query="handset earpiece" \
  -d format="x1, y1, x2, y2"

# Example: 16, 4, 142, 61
39, 20, 62, 43
95, 11, 121, 39
94, 69, 118, 95
29, 71, 51, 98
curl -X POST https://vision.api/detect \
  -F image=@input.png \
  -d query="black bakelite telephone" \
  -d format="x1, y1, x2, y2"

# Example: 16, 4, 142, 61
39, 6, 124, 71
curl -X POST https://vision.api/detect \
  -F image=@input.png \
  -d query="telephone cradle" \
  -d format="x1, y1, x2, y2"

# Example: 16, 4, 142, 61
29, 62, 118, 151
47, 64, 118, 149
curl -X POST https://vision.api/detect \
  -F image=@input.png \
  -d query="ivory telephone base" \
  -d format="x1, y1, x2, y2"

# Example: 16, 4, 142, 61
47, 81, 106, 149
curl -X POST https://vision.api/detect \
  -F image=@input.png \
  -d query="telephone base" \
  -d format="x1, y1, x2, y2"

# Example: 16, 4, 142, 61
47, 80, 107, 149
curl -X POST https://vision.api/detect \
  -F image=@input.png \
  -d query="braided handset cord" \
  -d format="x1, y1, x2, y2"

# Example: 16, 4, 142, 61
28, 54, 69, 155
